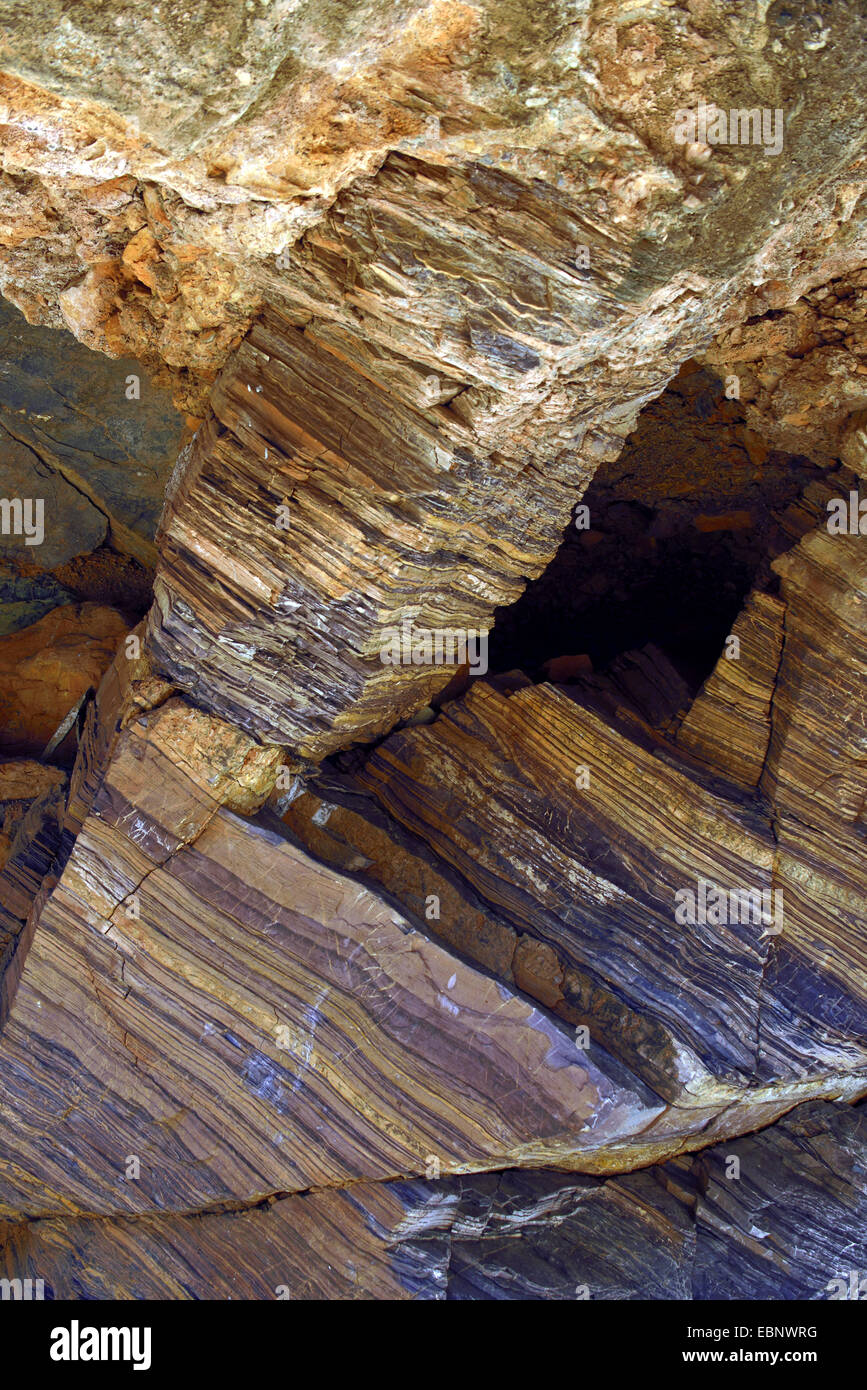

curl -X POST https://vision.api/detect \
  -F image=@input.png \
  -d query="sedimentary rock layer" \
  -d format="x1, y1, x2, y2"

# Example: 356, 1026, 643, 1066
1, 1099, 863, 1301
674, 590, 785, 789
0, 778, 65, 1031
144, 72, 867, 759
0, 760, 66, 869
0, 651, 672, 1221
9, 616, 862, 1222
282, 520, 867, 1108
1, 1, 866, 1306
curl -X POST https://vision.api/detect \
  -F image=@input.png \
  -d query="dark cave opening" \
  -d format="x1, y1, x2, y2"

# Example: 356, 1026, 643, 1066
486, 360, 826, 697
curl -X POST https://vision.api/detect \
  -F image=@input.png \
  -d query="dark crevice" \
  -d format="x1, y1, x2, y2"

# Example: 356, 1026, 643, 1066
486, 359, 829, 699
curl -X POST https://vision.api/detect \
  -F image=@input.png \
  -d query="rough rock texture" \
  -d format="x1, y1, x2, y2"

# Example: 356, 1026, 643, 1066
1, 1099, 864, 1300
0, 647, 749, 1220
0, 778, 66, 1029
0, 0, 866, 1305
699, 271, 867, 468
284, 656, 867, 1104
0, 296, 186, 571
0, 0, 865, 421
0, 602, 128, 758
674, 590, 785, 788
0, 759, 65, 868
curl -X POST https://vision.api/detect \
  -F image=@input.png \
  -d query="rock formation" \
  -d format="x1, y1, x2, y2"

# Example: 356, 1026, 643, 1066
0, 0, 866, 1305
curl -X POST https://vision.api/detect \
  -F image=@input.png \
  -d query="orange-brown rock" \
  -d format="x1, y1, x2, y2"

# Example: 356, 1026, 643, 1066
674, 590, 785, 789
0, 760, 66, 869
0, 603, 128, 759
700, 272, 867, 467
0, 3, 865, 419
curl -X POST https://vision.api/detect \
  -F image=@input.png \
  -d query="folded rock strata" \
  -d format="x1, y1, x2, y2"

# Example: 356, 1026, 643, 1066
3, 317, 867, 1238
0, 650, 669, 1220
147, 173, 867, 759
5, 620, 858, 1222
0, 775, 66, 1030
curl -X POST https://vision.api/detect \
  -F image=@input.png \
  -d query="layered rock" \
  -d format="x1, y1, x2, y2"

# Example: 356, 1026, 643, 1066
0, 646, 702, 1220
284, 683, 867, 1103
674, 590, 785, 789
0, 759, 66, 869
0, 0, 866, 1307
1, 1098, 863, 1300
0, 773, 66, 1029
0, 1, 865, 418
10, 596, 866, 1223
278, 504, 867, 1111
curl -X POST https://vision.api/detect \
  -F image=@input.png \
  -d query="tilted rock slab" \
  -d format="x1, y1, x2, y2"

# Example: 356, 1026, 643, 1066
284, 528, 867, 1107
1, 1099, 863, 1301
0, 653, 681, 1221
674, 589, 785, 790
5, 629, 856, 1220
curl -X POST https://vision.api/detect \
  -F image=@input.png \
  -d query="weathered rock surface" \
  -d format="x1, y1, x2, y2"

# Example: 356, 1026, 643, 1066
286, 682, 867, 1105
699, 271, 867, 468
0, 649, 697, 1220
0, 759, 66, 869
0, 296, 185, 570
1, 0, 867, 1307
1, 1098, 863, 1300
0, 0, 865, 421
0, 602, 128, 758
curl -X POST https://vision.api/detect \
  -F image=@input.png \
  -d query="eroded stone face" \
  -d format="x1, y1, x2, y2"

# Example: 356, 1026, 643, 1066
0, 602, 128, 759
0, 0, 863, 414
0, 1, 867, 1305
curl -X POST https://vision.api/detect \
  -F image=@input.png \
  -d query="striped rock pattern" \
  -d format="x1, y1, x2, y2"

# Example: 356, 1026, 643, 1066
1, 1099, 863, 1301
0, 654, 680, 1221
674, 590, 785, 789
0, 780, 65, 1031
345, 674, 867, 1100
146, 129, 867, 761
274, 517, 867, 1111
